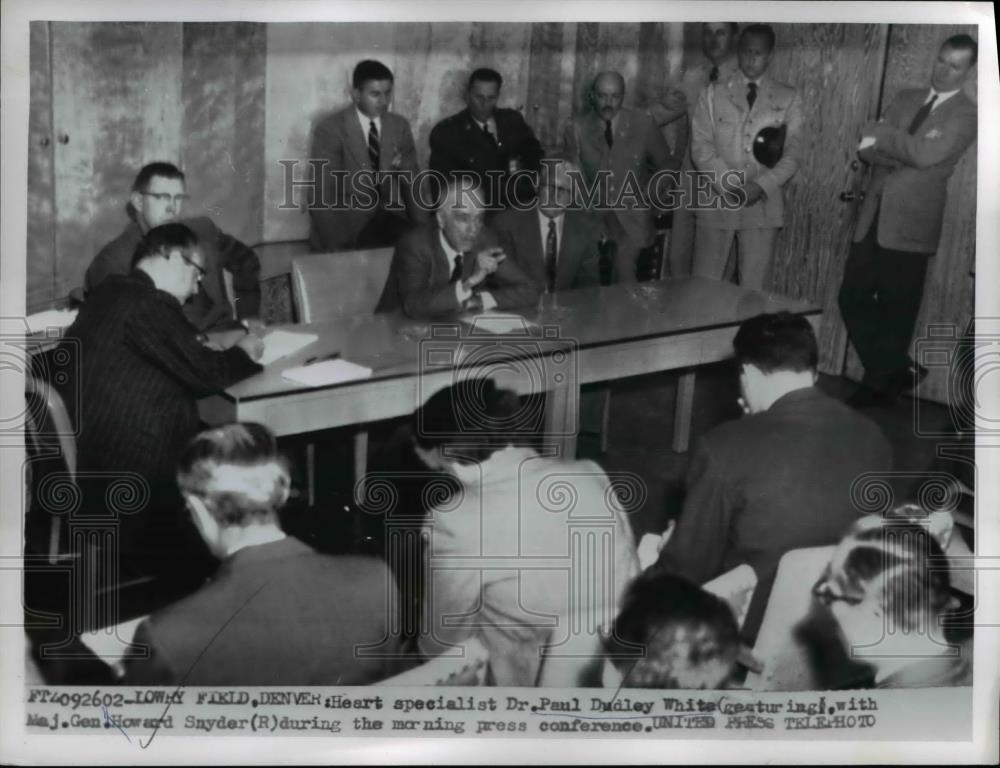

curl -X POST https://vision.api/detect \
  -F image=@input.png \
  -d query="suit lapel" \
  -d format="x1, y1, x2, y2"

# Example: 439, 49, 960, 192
430, 228, 454, 283
343, 109, 371, 170
726, 77, 748, 115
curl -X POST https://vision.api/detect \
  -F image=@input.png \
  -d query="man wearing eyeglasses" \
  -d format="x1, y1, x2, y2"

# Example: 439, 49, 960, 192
85, 162, 261, 331
59, 222, 264, 585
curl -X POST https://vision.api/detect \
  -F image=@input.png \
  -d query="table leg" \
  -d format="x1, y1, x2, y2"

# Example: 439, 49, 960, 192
306, 441, 315, 507
545, 381, 578, 460
353, 429, 369, 552
672, 370, 696, 453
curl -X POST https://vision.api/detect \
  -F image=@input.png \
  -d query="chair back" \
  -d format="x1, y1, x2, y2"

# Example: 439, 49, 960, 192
24, 375, 78, 563
290, 248, 394, 323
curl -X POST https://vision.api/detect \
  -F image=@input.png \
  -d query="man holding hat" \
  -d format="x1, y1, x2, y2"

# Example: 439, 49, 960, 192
690, 24, 802, 290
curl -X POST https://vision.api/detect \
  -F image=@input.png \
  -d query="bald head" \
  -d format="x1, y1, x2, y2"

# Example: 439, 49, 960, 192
591, 71, 626, 121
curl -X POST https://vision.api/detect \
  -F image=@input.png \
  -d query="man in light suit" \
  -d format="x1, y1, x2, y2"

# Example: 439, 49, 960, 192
564, 71, 674, 284
375, 180, 539, 318
691, 24, 803, 290
491, 157, 601, 294
840, 35, 978, 407
309, 59, 423, 252
429, 67, 544, 209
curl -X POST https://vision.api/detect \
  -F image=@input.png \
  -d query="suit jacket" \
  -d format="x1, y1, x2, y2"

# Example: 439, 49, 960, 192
654, 386, 892, 641
85, 215, 261, 331
124, 537, 404, 685
429, 107, 543, 207
491, 206, 601, 292
375, 223, 540, 317
563, 107, 673, 246
690, 72, 803, 230
855, 88, 977, 253
309, 106, 422, 252
420, 446, 640, 686
56, 271, 261, 560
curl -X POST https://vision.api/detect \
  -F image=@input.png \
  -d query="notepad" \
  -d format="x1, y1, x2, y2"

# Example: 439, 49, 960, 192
258, 329, 318, 366
26, 308, 78, 335
462, 313, 534, 335
79, 615, 147, 670
281, 359, 373, 387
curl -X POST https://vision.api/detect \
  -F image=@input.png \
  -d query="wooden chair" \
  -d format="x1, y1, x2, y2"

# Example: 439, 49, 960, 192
290, 247, 394, 323
289, 248, 394, 515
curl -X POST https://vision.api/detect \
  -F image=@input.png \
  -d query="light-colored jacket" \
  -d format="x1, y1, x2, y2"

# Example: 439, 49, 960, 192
691, 72, 803, 230
855, 88, 977, 253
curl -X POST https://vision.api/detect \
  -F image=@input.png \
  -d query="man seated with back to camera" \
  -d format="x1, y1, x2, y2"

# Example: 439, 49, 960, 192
375, 178, 540, 318
650, 312, 893, 642
413, 378, 640, 686
85, 162, 261, 332
57, 223, 265, 586
124, 422, 405, 686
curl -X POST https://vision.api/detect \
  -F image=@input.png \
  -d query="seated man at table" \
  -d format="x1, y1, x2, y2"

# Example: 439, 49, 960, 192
57, 223, 264, 585
375, 179, 539, 317
124, 422, 404, 685
650, 312, 892, 641
85, 162, 261, 331
491, 156, 602, 294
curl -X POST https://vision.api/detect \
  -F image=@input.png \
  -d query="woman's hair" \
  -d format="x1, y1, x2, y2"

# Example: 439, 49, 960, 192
413, 378, 531, 464
176, 422, 291, 527
605, 569, 739, 689
827, 504, 952, 631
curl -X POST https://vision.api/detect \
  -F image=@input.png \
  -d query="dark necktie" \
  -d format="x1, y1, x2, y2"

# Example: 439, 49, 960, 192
709, 65, 719, 83
907, 93, 938, 135
545, 219, 558, 294
368, 120, 380, 171
604, 120, 614, 148
746, 81, 758, 110
482, 122, 497, 147
450, 253, 464, 284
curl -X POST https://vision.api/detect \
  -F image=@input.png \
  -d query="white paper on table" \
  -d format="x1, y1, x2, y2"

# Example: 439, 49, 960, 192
858, 135, 876, 150
257, 329, 318, 366
79, 616, 147, 668
462, 313, 535, 335
281, 359, 373, 387
26, 308, 78, 334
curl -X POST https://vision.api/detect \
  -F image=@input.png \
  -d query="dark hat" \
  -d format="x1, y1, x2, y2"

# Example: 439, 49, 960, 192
753, 124, 787, 168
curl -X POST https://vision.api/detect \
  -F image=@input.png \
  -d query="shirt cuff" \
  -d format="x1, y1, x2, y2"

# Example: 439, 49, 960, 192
455, 280, 473, 304
480, 292, 498, 310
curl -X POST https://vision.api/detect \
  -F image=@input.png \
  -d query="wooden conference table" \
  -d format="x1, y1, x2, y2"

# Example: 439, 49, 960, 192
199, 278, 821, 474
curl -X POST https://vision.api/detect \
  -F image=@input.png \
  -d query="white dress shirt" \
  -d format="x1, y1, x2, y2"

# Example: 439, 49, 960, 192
356, 109, 382, 145
923, 88, 961, 109
438, 230, 497, 310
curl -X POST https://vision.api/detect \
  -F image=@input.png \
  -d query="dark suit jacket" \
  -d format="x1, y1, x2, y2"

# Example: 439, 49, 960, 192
86, 216, 261, 331
309, 106, 422, 252
124, 537, 404, 685
375, 223, 540, 317
857, 88, 977, 253
429, 108, 543, 207
491, 206, 601, 292
56, 271, 262, 566
564, 107, 674, 245
654, 386, 892, 640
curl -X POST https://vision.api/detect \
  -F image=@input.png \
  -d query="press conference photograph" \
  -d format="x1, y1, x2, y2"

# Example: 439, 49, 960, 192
3, 0, 998, 762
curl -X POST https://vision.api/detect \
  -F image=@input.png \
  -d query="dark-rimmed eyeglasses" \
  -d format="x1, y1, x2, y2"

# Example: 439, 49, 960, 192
812, 579, 865, 607
141, 192, 190, 205
179, 252, 207, 278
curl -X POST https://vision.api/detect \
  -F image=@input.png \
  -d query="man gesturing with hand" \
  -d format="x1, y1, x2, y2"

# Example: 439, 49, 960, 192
376, 180, 539, 318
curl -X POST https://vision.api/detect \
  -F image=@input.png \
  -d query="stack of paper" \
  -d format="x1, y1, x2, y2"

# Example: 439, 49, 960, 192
281, 359, 373, 387
257, 329, 318, 366
463, 313, 534, 335
26, 308, 78, 335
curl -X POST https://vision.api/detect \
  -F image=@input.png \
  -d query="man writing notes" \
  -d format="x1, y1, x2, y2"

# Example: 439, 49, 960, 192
564, 71, 674, 284
690, 24, 803, 290
309, 59, 423, 252
61, 224, 264, 583
375, 179, 539, 318
839, 35, 978, 408
429, 67, 544, 209
651, 313, 892, 640
491, 157, 602, 293
85, 162, 260, 331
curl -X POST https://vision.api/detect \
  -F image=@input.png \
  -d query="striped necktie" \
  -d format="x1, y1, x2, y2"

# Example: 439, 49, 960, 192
368, 119, 380, 171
